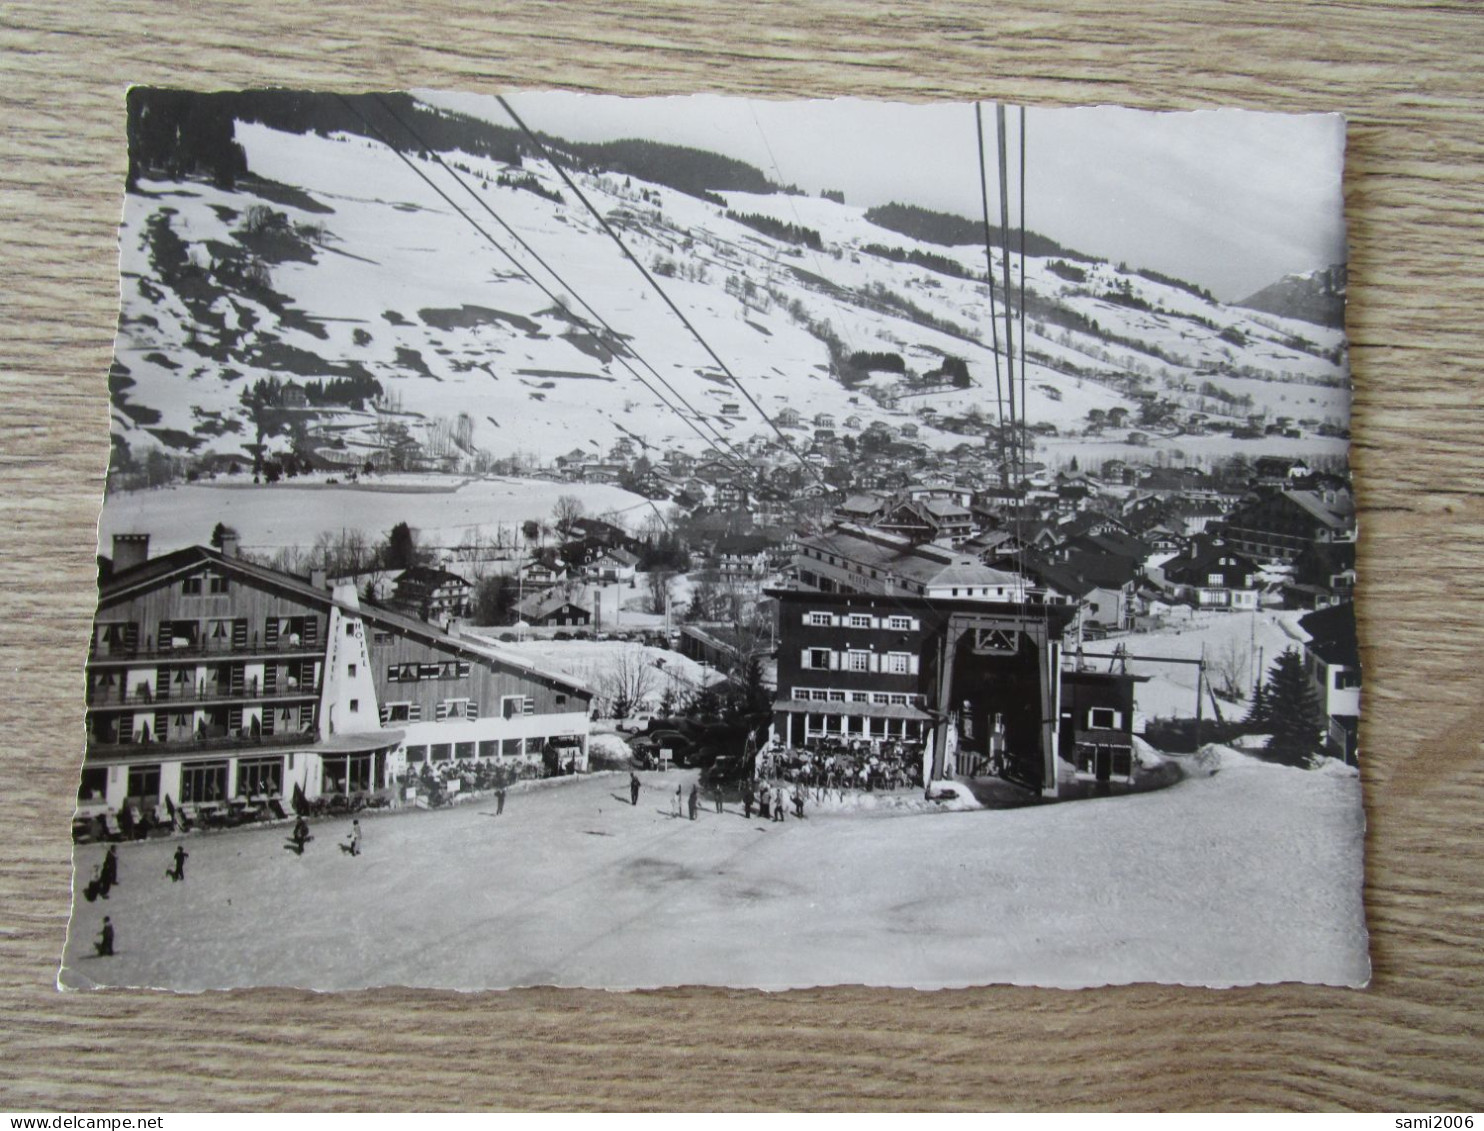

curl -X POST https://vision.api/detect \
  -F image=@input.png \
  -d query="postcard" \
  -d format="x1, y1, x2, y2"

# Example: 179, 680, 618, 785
64, 90, 1366, 990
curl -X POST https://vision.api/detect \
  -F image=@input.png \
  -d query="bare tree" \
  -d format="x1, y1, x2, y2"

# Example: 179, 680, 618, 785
600, 646, 661, 719
647, 569, 675, 615
552, 494, 585, 540
1211, 635, 1252, 702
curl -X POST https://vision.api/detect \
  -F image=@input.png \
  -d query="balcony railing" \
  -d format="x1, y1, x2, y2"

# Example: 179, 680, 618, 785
88, 638, 324, 665
85, 683, 322, 708
86, 728, 318, 759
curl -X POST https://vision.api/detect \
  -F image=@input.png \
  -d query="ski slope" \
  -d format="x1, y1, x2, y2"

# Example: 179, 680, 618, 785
62, 748, 1368, 992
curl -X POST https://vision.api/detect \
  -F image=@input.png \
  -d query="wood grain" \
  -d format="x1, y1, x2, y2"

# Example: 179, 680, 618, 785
1, 0, 1482, 1111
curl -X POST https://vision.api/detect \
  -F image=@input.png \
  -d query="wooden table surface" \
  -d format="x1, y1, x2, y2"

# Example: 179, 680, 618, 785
2, 0, 1481, 1112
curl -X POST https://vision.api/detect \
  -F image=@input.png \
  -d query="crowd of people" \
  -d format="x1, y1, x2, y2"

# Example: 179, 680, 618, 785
753, 737, 926, 796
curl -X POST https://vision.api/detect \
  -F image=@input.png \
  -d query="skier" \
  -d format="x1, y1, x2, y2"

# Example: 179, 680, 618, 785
167, 843, 188, 882
687, 784, 699, 821
630, 772, 641, 806
741, 780, 754, 819
95, 916, 114, 957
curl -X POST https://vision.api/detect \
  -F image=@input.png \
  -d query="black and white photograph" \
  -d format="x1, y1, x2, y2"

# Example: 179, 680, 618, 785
63, 88, 1365, 992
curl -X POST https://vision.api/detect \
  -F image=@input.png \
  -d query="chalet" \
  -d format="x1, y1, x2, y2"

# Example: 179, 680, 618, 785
1022, 549, 1139, 631
813, 412, 836, 428
834, 492, 890, 527
1254, 455, 1311, 486
1218, 489, 1355, 564
79, 537, 591, 827
1161, 536, 1261, 610
843, 414, 863, 430
715, 481, 750, 510
586, 548, 639, 584
579, 463, 625, 485
1057, 511, 1135, 545
714, 532, 775, 579
517, 559, 567, 588
1284, 542, 1357, 610
775, 406, 804, 428
390, 566, 472, 623
875, 498, 974, 547
514, 587, 594, 628
720, 402, 742, 417
279, 382, 310, 409
1298, 603, 1361, 765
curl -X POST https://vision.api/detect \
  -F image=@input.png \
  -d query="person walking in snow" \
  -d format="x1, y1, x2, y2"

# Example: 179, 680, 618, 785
741, 780, 754, 819
95, 916, 114, 957
167, 843, 188, 882
101, 844, 119, 889
757, 783, 770, 821
495, 783, 506, 816
772, 789, 785, 823
345, 819, 362, 856
630, 772, 641, 806
687, 784, 699, 821
713, 784, 724, 814
288, 815, 312, 856
671, 784, 682, 818
793, 783, 806, 820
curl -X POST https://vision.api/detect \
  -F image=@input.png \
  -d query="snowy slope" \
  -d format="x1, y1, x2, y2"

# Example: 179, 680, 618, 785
110, 114, 1351, 473
62, 748, 1367, 992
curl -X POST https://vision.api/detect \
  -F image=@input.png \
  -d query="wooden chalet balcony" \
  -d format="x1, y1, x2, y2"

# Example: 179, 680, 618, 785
87, 638, 325, 666
85, 683, 323, 709
85, 728, 317, 760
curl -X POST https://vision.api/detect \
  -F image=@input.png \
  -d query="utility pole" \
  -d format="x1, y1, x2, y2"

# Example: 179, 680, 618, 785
1194, 646, 1205, 750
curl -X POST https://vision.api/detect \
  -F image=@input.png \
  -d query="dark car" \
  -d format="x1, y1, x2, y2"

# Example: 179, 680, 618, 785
629, 729, 695, 768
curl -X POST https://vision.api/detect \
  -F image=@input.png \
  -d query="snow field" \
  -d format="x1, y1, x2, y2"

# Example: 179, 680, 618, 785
62, 747, 1367, 992
96, 476, 651, 558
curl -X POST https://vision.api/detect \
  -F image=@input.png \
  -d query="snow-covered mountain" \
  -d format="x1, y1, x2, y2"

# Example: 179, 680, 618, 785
1237, 265, 1347, 329
108, 98, 1351, 477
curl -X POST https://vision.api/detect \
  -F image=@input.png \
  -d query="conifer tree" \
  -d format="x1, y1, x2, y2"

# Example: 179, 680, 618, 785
1262, 648, 1326, 765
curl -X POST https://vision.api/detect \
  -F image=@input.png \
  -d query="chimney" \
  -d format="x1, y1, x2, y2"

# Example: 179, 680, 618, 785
219, 531, 240, 559
310, 567, 327, 590
112, 533, 150, 573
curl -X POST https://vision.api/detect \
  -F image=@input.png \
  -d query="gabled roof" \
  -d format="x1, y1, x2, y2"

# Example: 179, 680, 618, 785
1299, 602, 1361, 669
395, 565, 471, 589
514, 586, 592, 620
1164, 538, 1259, 584
100, 545, 591, 697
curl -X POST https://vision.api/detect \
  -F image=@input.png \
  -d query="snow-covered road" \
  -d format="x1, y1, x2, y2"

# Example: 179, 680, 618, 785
62, 749, 1368, 992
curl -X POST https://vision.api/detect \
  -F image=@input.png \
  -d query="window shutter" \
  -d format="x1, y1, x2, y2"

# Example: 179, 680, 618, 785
829, 651, 840, 671
409, 704, 422, 722
380, 705, 391, 726
467, 701, 478, 720
801, 649, 811, 669
523, 697, 534, 715
908, 655, 919, 675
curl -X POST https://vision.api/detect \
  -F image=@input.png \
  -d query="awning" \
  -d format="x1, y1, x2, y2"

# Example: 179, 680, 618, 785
772, 698, 932, 722
314, 729, 405, 755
